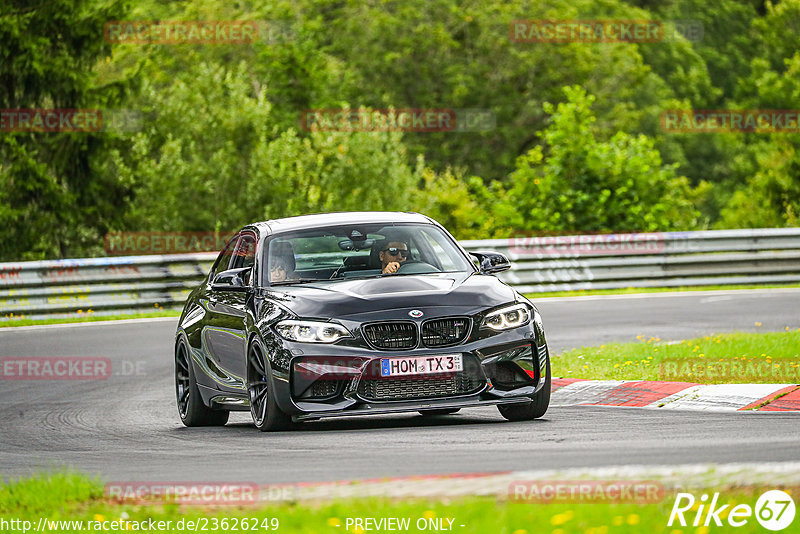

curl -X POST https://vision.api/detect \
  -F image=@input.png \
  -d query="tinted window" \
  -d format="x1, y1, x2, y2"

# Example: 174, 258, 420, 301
230, 233, 257, 284
262, 223, 472, 285
230, 234, 256, 270
210, 235, 239, 278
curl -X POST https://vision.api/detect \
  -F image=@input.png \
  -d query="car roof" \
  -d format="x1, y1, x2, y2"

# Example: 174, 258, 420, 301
250, 211, 436, 235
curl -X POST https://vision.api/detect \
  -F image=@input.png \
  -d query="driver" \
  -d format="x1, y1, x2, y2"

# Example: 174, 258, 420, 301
378, 239, 410, 274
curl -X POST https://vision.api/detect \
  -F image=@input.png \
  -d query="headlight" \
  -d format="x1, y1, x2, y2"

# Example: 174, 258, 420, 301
482, 303, 531, 331
274, 320, 352, 343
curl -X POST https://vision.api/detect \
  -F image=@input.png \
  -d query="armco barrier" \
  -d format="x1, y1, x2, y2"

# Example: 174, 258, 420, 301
466, 228, 800, 294
0, 254, 216, 321
0, 228, 799, 321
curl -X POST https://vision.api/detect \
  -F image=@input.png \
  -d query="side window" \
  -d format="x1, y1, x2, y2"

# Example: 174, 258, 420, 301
230, 234, 257, 284
210, 235, 239, 279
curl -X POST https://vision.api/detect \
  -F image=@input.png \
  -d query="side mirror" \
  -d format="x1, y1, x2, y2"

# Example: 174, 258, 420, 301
469, 251, 511, 274
211, 267, 251, 291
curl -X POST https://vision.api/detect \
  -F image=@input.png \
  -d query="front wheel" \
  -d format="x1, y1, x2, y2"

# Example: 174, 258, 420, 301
175, 340, 229, 427
247, 345, 293, 432
498, 354, 551, 421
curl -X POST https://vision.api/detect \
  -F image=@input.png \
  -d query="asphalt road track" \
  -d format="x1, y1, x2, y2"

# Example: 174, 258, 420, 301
0, 288, 798, 484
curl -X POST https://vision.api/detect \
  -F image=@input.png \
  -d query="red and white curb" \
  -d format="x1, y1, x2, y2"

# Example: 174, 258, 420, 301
551, 378, 800, 411
255, 462, 800, 502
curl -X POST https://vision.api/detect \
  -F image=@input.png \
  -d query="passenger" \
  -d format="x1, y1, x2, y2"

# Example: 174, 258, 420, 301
269, 257, 292, 282
269, 242, 296, 283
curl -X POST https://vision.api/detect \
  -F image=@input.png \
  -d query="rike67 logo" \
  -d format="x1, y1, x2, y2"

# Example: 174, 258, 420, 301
669, 490, 796, 531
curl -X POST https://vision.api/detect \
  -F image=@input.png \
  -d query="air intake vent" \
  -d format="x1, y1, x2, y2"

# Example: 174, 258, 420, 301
308, 380, 339, 399
422, 317, 471, 347
363, 322, 418, 350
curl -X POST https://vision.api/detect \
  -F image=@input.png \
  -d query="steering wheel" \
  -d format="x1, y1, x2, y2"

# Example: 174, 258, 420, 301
395, 260, 438, 274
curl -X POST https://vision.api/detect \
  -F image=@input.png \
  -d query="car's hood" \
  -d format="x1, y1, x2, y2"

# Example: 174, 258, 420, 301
264, 272, 517, 318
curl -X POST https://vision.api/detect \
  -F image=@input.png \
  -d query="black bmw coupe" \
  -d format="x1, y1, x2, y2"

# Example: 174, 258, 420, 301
175, 212, 551, 430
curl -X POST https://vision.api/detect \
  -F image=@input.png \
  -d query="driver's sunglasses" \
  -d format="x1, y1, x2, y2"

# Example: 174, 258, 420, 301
383, 247, 410, 259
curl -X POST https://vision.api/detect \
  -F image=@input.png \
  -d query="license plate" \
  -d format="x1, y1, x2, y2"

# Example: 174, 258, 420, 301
380, 354, 463, 377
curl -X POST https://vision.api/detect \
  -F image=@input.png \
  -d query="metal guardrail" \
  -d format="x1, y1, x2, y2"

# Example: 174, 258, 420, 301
0, 254, 216, 321
1, 228, 799, 321
465, 227, 800, 293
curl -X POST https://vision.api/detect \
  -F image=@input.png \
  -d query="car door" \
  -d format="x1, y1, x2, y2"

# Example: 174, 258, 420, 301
202, 232, 256, 392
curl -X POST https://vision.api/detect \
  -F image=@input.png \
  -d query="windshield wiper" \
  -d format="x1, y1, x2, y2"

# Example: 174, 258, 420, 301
378, 271, 438, 277
339, 271, 441, 281
335, 274, 383, 281
270, 278, 324, 286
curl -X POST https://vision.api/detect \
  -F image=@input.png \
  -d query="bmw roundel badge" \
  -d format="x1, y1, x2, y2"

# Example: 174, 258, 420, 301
409, 310, 424, 318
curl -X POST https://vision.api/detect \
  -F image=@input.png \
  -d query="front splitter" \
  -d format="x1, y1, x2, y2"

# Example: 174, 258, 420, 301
292, 396, 531, 421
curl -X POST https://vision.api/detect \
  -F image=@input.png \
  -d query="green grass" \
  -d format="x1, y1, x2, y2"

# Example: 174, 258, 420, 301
525, 283, 800, 299
0, 472, 102, 515
554, 330, 800, 383
0, 473, 794, 534
0, 309, 181, 328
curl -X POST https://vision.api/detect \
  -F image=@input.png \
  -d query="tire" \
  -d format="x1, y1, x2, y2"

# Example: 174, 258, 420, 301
247, 344, 293, 432
498, 354, 551, 421
419, 408, 461, 416
175, 340, 229, 427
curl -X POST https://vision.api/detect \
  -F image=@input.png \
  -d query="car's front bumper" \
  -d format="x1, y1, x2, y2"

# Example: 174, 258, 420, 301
265, 323, 549, 420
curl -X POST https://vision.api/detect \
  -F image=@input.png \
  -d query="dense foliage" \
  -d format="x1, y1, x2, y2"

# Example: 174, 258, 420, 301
1, 0, 799, 259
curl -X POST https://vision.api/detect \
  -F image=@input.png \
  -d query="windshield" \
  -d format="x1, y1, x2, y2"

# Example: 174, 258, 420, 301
263, 223, 473, 285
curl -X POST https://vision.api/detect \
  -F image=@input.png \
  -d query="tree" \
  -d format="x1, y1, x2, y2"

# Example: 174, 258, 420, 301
106, 63, 422, 232
299, 0, 712, 181
506, 86, 699, 233
0, 0, 131, 260
719, 136, 800, 228
719, 51, 800, 228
